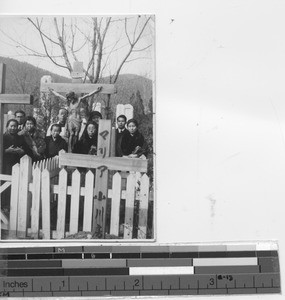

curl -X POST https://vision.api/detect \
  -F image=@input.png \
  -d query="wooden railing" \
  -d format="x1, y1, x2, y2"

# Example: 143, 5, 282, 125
5, 154, 152, 240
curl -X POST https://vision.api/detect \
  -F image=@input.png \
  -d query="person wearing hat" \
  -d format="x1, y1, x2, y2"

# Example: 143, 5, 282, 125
121, 118, 148, 158
89, 111, 103, 125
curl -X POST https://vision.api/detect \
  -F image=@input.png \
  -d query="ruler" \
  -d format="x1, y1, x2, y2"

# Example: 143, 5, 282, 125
0, 243, 281, 297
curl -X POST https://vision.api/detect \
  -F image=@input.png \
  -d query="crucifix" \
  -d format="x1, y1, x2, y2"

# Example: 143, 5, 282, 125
41, 62, 117, 151
0, 63, 33, 174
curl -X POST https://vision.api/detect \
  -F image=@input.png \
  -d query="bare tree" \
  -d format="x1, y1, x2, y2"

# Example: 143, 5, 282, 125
8, 16, 153, 118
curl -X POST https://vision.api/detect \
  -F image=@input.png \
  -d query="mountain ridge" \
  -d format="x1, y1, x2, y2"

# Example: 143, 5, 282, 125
0, 56, 153, 115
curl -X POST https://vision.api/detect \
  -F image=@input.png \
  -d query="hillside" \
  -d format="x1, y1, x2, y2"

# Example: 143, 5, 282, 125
0, 56, 153, 116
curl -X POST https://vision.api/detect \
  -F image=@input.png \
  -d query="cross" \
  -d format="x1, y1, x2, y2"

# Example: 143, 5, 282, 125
41, 61, 117, 95
0, 63, 33, 173
41, 61, 116, 151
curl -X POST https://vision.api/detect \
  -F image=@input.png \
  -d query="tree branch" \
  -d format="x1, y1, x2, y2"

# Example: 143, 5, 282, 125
27, 17, 60, 46
53, 17, 73, 73
32, 18, 70, 70
112, 16, 151, 83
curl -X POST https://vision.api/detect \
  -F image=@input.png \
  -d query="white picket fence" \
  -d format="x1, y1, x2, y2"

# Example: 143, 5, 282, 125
7, 155, 152, 240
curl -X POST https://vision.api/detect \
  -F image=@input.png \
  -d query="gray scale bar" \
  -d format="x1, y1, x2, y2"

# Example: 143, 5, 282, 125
259, 257, 280, 273
195, 265, 260, 274
127, 258, 193, 267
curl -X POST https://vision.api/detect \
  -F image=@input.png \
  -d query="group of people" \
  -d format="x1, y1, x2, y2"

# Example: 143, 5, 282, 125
2, 107, 148, 176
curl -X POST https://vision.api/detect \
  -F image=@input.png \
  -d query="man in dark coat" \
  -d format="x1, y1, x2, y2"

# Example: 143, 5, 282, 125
115, 114, 128, 157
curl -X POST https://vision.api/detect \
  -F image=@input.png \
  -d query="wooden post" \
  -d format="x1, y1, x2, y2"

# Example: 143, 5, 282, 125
0, 63, 33, 174
92, 119, 112, 237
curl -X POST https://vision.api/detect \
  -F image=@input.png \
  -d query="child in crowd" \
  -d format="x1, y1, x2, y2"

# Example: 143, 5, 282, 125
44, 124, 68, 158
46, 108, 69, 143
121, 118, 148, 158
73, 121, 98, 155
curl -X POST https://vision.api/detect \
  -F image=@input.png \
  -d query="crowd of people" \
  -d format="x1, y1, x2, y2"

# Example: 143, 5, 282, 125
2, 108, 148, 176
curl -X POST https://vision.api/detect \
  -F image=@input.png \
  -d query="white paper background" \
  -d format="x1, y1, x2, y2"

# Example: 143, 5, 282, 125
1, 0, 285, 299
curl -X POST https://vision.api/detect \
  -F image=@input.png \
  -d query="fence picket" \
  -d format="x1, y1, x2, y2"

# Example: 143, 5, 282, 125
9, 163, 20, 238
30, 167, 41, 239
48, 158, 52, 171
110, 172, 121, 236
83, 171, 94, 232
123, 172, 136, 239
138, 174, 150, 239
41, 169, 51, 239
39, 160, 44, 171
17, 155, 32, 238
56, 168, 68, 239
69, 169, 81, 235
5, 149, 151, 240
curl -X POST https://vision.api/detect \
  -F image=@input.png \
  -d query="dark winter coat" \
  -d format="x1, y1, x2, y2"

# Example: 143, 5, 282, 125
3, 132, 31, 174
121, 130, 148, 157
44, 136, 68, 158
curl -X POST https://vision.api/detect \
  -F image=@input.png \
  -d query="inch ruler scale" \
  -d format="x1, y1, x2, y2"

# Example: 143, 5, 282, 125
0, 243, 281, 297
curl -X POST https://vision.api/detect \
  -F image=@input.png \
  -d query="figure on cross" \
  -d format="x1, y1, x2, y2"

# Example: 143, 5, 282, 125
49, 86, 102, 151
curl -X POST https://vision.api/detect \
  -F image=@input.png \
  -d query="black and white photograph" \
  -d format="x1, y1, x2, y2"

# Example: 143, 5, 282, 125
0, 15, 155, 240
1, 1, 285, 299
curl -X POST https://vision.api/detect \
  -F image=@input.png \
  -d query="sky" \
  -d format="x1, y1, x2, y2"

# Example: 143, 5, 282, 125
0, 15, 155, 79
